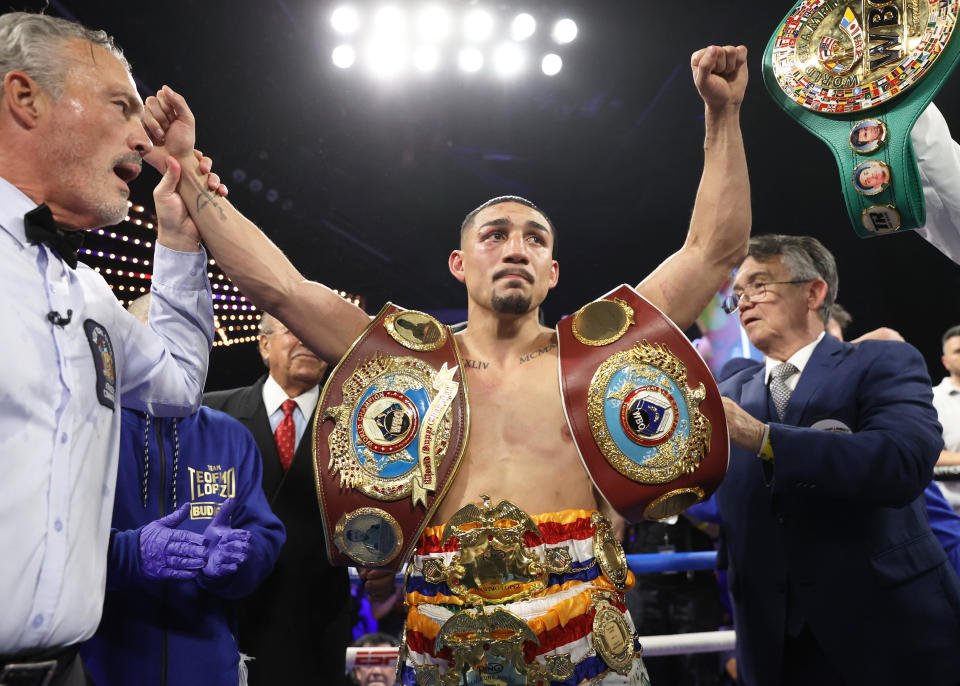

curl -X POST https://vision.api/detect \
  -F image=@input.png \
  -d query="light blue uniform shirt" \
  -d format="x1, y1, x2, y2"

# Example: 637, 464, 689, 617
0, 175, 214, 652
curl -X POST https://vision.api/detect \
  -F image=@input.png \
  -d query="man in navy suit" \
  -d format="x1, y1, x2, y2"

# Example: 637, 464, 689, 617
716, 234, 960, 686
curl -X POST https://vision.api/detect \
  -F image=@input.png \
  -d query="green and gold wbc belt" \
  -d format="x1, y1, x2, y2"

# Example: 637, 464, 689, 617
763, 0, 960, 237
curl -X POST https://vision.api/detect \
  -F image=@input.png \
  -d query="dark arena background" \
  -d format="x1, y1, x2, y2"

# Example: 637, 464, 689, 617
22, 0, 960, 389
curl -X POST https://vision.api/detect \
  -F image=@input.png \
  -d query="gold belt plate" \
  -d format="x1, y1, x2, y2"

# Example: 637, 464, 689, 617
771, 0, 958, 113
323, 353, 457, 506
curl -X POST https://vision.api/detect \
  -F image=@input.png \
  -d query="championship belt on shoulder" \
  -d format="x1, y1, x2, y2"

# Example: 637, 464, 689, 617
764, 0, 960, 236
557, 285, 728, 521
313, 305, 469, 570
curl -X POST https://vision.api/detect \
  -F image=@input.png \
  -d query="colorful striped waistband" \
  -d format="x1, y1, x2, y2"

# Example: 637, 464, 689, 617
407, 508, 634, 606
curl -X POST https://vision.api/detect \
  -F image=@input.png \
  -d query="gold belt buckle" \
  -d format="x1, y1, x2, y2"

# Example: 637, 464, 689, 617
414, 607, 574, 686
421, 496, 571, 605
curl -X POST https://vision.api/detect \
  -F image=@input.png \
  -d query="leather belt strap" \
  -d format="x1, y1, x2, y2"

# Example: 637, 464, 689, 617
0, 644, 79, 686
313, 304, 469, 570
557, 284, 728, 522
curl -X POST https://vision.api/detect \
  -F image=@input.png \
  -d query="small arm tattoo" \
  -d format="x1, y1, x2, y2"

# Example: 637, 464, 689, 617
186, 173, 227, 221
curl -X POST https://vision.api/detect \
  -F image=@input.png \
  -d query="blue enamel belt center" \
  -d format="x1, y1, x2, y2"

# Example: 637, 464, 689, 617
604, 365, 689, 466
352, 373, 428, 479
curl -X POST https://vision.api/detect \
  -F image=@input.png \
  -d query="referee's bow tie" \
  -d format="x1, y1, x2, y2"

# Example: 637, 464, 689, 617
24, 203, 84, 269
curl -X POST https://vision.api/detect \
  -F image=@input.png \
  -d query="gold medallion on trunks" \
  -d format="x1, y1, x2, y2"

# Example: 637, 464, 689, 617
572, 298, 635, 347
588, 340, 711, 485
414, 607, 575, 686
323, 352, 458, 507
592, 598, 636, 676
425, 496, 573, 605
384, 310, 448, 352
770, 0, 957, 113
591, 513, 628, 591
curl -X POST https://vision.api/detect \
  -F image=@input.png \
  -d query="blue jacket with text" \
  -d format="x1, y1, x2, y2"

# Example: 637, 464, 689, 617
81, 407, 286, 686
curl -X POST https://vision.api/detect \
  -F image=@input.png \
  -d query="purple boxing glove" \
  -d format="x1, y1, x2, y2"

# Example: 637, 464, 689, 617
139, 503, 208, 580
202, 497, 251, 578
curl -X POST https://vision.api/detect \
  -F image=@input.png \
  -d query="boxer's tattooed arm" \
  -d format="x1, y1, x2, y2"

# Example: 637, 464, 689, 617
464, 359, 489, 370
185, 174, 227, 221
519, 343, 556, 364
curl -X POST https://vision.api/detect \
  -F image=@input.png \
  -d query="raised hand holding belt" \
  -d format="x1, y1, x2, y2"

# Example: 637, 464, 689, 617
23, 204, 83, 269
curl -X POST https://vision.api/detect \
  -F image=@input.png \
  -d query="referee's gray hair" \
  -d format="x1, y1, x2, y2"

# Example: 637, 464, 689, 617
0, 12, 129, 100
746, 234, 838, 325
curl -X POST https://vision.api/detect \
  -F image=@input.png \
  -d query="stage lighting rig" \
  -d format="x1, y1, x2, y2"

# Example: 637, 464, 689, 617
326, 3, 578, 80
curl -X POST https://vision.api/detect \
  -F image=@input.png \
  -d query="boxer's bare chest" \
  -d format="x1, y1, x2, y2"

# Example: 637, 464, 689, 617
432, 334, 597, 523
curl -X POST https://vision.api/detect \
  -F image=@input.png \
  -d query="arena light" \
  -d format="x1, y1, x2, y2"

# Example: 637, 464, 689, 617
493, 43, 524, 77
463, 9, 494, 42
367, 39, 407, 77
418, 6, 451, 41
332, 44, 356, 69
510, 13, 536, 41
541, 53, 562, 76
328, 7, 576, 79
414, 45, 440, 72
552, 18, 578, 44
373, 5, 406, 36
330, 6, 360, 34
458, 46, 484, 73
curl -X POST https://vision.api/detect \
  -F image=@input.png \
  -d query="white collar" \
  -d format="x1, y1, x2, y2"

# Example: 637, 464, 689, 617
262, 373, 320, 418
935, 376, 960, 395
764, 331, 826, 384
0, 174, 42, 247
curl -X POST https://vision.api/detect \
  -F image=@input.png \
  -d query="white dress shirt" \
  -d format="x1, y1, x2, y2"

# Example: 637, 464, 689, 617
932, 377, 960, 453
0, 175, 214, 653
262, 374, 320, 452
764, 332, 826, 392
913, 103, 960, 263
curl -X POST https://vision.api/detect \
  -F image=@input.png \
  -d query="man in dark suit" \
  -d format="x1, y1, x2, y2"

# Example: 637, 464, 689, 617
717, 234, 960, 686
204, 313, 353, 683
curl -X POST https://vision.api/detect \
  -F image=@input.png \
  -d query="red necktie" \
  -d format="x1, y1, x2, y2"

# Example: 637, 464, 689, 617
274, 399, 298, 471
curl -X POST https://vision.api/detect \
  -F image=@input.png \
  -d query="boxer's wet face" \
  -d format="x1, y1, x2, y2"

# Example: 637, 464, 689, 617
451, 201, 558, 316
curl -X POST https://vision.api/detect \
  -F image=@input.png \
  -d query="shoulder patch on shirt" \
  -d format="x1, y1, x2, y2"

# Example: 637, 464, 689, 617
810, 418, 852, 434
84, 318, 116, 410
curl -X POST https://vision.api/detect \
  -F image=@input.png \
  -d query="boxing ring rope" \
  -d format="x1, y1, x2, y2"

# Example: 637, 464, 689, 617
934, 465, 960, 481
345, 551, 736, 671
344, 631, 738, 670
